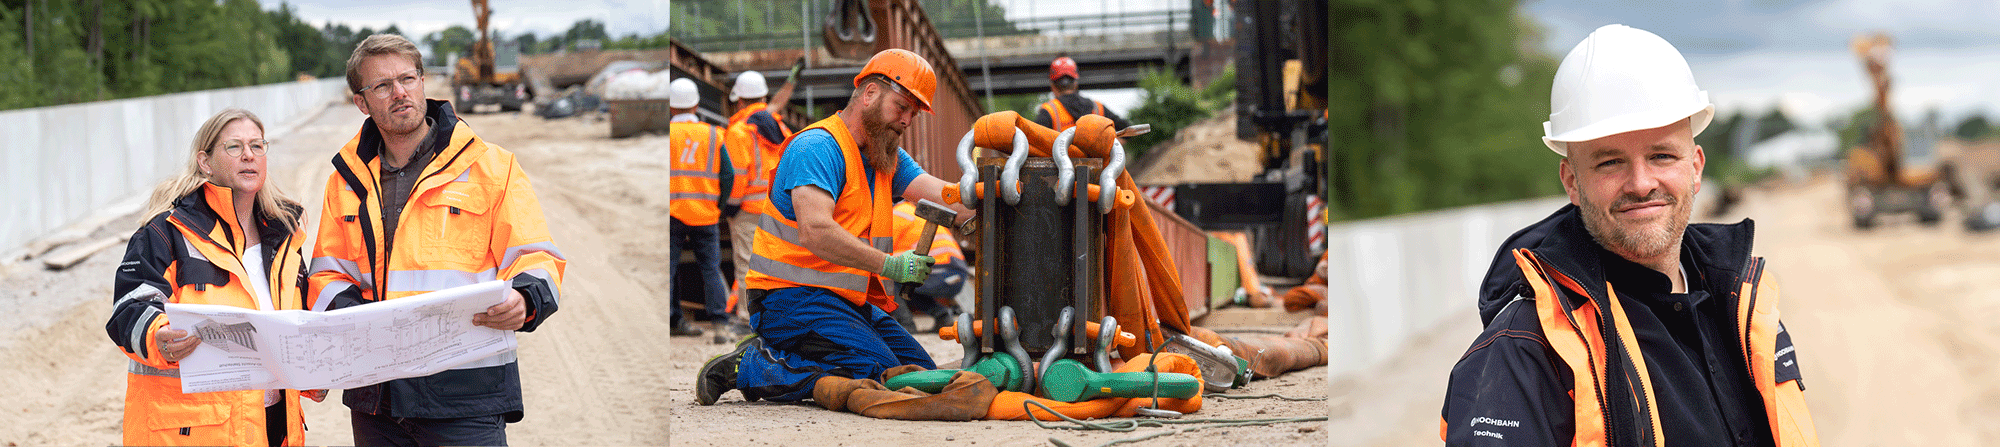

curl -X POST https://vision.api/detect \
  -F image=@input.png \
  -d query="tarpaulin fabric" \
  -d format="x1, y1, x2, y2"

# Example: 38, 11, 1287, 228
811, 365, 998, 421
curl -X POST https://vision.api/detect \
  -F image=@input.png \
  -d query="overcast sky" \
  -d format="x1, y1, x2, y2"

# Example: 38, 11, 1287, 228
1525, 0, 2000, 127
282, 0, 667, 41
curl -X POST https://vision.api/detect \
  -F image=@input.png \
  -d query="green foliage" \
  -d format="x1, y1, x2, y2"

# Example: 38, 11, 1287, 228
670, 0, 1026, 52
1126, 64, 1235, 159
1955, 114, 1993, 141
1327, 0, 1562, 220
424, 26, 476, 67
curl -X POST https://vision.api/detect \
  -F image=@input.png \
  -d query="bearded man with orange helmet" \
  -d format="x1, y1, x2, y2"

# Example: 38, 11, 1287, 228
695, 48, 975, 405
1440, 25, 1819, 446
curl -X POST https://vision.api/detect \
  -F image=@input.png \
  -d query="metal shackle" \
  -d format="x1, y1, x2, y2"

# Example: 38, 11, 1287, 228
998, 129, 1031, 206
954, 131, 980, 208
998, 306, 1034, 393
1048, 128, 1078, 206
1098, 138, 1128, 213
1035, 307, 1075, 397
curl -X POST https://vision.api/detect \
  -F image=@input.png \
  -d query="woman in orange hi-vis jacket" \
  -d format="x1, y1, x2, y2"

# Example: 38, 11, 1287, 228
107, 108, 309, 446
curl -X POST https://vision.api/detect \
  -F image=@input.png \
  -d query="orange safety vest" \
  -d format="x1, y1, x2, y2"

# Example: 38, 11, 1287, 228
113, 183, 306, 446
744, 114, 899, 310
1040, 98, 1104, 132
891, 201, 963, 265
727, 102, 793, 216
1509, 248, 1819, 446
308, 116, 566, 312
671, 121, 728, 226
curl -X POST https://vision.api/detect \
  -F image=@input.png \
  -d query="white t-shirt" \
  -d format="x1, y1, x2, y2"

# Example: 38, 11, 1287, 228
240, 243, 281, 407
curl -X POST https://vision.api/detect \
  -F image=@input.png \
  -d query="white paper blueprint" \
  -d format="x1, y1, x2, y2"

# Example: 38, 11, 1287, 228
164, 280, 518, 394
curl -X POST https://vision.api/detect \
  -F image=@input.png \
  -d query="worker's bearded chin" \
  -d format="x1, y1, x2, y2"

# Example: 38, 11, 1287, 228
861, 102, 901, 174
1578, 184, 1690, 264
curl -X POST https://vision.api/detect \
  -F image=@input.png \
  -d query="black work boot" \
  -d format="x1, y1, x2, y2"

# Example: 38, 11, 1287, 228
671, 316, 705, 337
696, 335, 759, 405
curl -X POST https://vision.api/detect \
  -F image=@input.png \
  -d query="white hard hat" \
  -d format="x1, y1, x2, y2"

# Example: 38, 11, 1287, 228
732, 71, 769, 102
669, 78, 700, 109
1543, 24, 1713, 157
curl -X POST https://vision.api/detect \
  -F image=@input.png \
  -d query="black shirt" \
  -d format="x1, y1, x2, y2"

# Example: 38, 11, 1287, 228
374, 116, 451, 253
1599, 245, 1775, 447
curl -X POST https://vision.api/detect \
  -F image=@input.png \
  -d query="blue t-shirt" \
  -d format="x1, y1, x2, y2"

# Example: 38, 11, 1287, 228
770, 129, 924, 221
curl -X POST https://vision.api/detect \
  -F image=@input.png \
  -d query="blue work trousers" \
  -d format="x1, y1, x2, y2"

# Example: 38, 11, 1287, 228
670, 218, 732, 324
737, 287, 936, 401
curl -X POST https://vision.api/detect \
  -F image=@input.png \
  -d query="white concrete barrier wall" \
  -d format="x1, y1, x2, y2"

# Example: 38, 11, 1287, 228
1323, 197, 1571, 378
1, 79, 347, 253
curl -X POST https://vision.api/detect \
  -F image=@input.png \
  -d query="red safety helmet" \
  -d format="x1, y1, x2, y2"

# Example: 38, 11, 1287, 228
1049, 57, 1079, 82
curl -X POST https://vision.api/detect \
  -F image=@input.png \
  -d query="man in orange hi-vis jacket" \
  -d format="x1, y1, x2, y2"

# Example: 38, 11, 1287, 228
307, 34, 565, 446
1441, 25, 1818, 446
1032, 56, 1129, 132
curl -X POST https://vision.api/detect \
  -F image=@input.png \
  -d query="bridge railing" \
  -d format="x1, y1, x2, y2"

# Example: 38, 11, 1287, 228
676, 7, 1195, 55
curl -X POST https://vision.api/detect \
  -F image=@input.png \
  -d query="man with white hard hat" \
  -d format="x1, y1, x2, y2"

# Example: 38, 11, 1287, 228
1441, 25, 1820, 446
721, 71, 795, 338
667, 77, 736, 338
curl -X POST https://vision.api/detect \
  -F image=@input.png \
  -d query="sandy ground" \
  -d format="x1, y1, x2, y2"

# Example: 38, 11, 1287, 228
0, 97, 1324, 446
668, 316, 1330, 447
0, 101, 680, 444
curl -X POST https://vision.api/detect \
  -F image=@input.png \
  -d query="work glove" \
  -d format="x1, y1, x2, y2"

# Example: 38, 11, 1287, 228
881, 250, 936, 284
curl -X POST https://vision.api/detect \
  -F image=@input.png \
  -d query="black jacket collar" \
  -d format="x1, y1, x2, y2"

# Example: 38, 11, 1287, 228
1478, 203, 1757, 323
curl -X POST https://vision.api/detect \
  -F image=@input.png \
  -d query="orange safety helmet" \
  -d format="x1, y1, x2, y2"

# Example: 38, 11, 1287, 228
1049, 56, 1079, 81
855, 48, 937, 113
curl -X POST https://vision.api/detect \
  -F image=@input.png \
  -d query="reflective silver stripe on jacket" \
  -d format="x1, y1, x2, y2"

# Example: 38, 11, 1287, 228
311, 256, 374, 290
130, 360, 180, 378
670, 192, 722, 202
746, 213, 892, 292
448, 351, 519, 370
500, 242, 566, 274
384, 268, 498, 293
670, 170, 721, 179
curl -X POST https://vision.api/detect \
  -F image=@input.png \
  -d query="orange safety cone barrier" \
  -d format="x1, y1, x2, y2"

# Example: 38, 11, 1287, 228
984, 353, 1205, 421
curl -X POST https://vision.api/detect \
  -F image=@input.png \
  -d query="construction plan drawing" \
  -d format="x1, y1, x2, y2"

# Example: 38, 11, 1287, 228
164, 280, 517, 394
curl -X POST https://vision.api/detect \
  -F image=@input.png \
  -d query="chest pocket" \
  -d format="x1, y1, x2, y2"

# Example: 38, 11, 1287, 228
416, 178, 500, 270
174, 256, 230, 303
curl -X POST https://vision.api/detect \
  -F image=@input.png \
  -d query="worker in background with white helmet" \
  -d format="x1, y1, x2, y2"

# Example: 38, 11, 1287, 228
694, 48, 975, 406
1440, 25, 1820, 446
666, 77, 736, 338
722, 71, 795, 339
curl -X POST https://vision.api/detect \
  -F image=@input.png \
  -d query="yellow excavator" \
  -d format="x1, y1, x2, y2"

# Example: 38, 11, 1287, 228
452, 0, 528, 112
1845, 32, 1950, 229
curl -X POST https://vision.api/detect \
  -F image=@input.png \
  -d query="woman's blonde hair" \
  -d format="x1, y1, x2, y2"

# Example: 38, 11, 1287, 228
141, 108, 303, 234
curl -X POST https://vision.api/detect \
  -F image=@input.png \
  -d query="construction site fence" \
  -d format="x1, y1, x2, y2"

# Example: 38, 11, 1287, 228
1321, 197, 1570, 378
0, 79, 349, 256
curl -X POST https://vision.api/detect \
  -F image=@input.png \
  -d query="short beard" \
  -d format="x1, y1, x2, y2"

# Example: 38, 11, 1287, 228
1577, 185, 1689, 265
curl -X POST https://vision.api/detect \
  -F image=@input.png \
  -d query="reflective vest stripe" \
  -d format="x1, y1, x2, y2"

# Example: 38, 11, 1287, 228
130, 360, 180, 378
670, 123, 726, 225
745, 113, 899, 309
383, 268, 498, 292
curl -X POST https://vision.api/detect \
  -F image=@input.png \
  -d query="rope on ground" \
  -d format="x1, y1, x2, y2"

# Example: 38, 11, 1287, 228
1022, 400, 1328, 447
1208, 392, 1326, 401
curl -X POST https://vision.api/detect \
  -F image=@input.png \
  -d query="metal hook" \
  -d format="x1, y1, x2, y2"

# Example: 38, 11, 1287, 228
954, 130, 980, 208
998, 129, 1030, 206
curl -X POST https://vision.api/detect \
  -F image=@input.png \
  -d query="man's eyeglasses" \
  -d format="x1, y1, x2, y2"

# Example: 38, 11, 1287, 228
359, 70, 422, 100
215, 139, 269, 157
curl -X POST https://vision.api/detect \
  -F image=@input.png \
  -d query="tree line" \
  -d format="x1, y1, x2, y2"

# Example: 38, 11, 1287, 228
0, 0, 670, 112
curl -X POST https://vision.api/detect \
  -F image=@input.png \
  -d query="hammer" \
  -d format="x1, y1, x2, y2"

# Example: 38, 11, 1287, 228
901, 199, 959, 304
